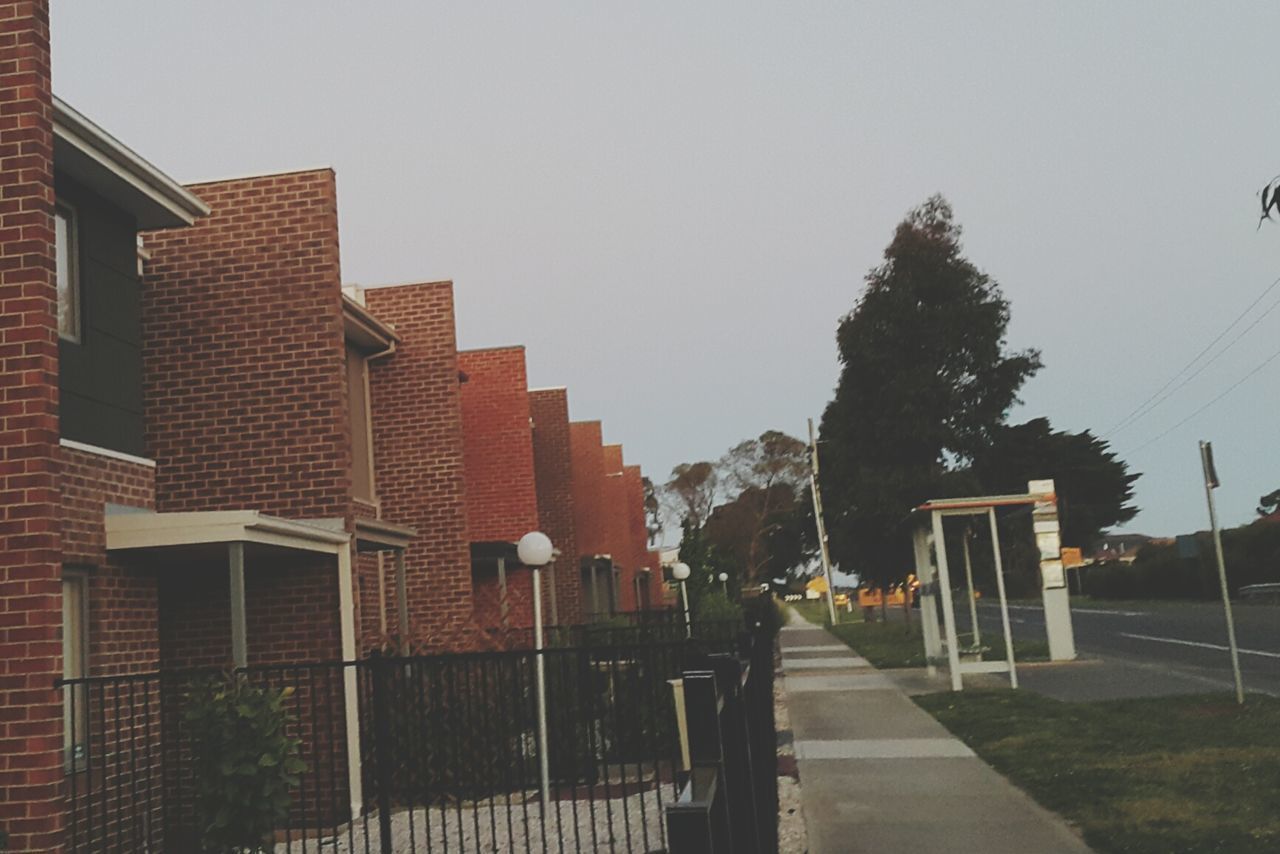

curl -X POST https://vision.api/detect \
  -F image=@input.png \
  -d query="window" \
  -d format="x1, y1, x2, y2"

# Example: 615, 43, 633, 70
346, 344, 376, 501
62, 572, 89, 768
56, 204, 80, 342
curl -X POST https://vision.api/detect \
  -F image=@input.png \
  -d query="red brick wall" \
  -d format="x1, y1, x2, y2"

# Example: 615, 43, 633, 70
0, 3, 64, 848
141, 169, 352, 521
457, 347, 539, 542
568, 421, 606, 558
457, 347, 540, 630
599, 445, 635, 611
363, 283, 473, 641
529, 388, 581, 625
158, 556, 339, 670
58, 447, 160, 676
472, 565, 534, 630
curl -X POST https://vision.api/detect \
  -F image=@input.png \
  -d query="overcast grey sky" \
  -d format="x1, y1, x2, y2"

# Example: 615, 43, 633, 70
52, 2, 1280, 538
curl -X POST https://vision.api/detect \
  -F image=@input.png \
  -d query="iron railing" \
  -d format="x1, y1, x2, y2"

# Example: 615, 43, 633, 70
55, 618, 771, 853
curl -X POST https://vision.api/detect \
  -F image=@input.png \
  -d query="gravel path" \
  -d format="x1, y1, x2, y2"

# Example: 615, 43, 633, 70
274, 791, 670, 853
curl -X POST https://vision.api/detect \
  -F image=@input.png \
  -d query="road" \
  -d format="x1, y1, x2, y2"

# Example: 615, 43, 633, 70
956, 598, 1280, 697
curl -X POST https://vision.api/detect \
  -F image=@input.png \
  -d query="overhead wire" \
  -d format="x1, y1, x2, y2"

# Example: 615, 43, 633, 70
1103, 274, 1280, 437
1124, 338, 1280, 456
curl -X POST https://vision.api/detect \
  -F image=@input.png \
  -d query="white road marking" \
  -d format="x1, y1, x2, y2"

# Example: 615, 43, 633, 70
987, 604, 1148, 617
1119, 632, 1280, 659
1072, 608, 1149, 617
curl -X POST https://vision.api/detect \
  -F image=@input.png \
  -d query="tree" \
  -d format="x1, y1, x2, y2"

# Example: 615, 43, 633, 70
819, 195, 1042, 586
642, 476, 664, 545
674, 516, 734, 613
1258, 488, 1280, 517
971, 417, 1139, 550
702, 431, 809, 583
663, 461, 720, 529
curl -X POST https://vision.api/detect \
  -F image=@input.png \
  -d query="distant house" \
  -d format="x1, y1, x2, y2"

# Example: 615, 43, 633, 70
1087, 533, 1160, 564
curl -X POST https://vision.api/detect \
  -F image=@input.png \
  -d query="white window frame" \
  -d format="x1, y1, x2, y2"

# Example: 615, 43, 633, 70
56, 201, 81, 343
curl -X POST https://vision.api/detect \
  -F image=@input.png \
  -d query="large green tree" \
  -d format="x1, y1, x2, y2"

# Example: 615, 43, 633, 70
971, 417, 1139, 551
819, 195, 1042, 585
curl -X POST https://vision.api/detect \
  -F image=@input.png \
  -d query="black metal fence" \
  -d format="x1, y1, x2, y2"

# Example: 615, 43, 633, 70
56, 616, 775, 853
664, 621, 778, 854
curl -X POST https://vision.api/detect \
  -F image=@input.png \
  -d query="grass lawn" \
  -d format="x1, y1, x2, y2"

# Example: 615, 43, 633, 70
915, 690, 1280, 854
789, 601, 1048, 668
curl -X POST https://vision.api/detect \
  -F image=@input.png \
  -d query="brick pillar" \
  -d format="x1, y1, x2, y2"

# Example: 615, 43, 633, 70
0, 2, 65, 851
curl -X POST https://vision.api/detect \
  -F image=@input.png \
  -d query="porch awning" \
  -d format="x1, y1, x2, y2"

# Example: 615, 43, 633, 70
354, 516, 416, 552
105, 509, 352, 554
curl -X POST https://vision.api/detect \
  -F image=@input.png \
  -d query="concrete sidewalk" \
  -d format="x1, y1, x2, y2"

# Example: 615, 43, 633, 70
780, 611, 1092, 853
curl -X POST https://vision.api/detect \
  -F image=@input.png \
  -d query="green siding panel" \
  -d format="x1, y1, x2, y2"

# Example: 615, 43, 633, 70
55, 173, 145, 457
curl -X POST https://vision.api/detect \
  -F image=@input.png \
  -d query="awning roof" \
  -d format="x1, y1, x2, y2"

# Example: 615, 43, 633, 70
105, 510, 351, 555
354, 516, 416, 552
914, 492, 1054, 517
471, 541, 518, 564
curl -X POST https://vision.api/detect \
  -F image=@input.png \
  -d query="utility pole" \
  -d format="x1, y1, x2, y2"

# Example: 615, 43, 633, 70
1200, 440, 1244, 705
808, 418, 838, 626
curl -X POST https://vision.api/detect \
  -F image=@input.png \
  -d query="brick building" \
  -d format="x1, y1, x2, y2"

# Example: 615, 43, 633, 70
0, 5, 660, 847
457, 347, 542, 630
529, 387, 582, 625
0, 3, 230, 841
362, 281, 476, 646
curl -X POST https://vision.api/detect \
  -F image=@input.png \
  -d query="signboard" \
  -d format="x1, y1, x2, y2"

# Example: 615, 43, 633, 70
1041, 559, 1066, 589
1060, 547, 1083, 568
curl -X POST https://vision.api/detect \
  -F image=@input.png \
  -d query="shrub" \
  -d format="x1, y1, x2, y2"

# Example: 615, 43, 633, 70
183, 675, 306, 853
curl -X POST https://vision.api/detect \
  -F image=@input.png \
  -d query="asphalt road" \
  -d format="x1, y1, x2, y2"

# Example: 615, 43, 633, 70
957, 598, 1280, 697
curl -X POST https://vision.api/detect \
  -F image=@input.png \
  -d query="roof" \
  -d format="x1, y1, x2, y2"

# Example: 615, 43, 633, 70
343, 294, 399, 354
53, 96, 209, 229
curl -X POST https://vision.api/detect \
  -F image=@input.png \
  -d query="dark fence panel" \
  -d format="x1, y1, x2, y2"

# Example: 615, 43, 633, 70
57, 619, 774, 853
664, 620, 779, 854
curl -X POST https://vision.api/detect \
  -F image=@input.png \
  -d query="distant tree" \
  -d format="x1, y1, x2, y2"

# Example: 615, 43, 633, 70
663, 461, 720, 529
819, 195, 1042, 586
1259, 488, 1280, 517
674, 516, 733, 612
703, 483, 806, 584
642, 476, 664, 545
971, 417, 1140, 550
705, 431, 809, 582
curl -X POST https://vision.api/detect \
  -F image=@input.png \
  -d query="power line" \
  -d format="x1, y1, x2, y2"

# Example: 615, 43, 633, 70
1104, 274, 1280, 437
1108, 288, 1280, 436
1125, 340, 1280, 456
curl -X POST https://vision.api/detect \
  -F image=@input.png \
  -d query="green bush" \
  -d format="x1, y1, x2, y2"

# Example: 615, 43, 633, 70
183, 675, 306, 853
693, 590, 743, 624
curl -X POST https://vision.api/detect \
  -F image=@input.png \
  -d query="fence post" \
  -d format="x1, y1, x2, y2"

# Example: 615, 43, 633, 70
369, 656, 395, 854
680, 670, 733, 851
709, 653, 761, 854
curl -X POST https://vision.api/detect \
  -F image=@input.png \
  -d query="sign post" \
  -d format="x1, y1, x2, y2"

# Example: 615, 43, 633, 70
1200, 440, 1245, 705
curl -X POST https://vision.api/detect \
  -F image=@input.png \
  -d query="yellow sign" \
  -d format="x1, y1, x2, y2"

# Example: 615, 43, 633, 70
1060, 547, 1083, 568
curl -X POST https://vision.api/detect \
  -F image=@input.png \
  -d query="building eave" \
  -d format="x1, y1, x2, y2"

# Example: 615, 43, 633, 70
52, 96, 210, 229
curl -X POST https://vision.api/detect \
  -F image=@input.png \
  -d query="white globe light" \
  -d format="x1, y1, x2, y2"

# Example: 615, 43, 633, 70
718, 572, 729, 582
517, 531, 554, 567
671, 562, 691, 581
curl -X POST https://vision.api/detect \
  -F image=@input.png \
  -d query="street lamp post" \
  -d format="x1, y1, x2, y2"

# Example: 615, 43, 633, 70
672, 562, 692, 638
517, 531, 555, 814
718, 571, 729, 597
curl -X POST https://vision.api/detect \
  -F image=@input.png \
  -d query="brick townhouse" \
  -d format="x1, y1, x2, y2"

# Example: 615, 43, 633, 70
456, 346, 543, 631
529, 387, 582, 625
0, 4, 663, 848
567, 423, 660, 618
0, 2, 220, 844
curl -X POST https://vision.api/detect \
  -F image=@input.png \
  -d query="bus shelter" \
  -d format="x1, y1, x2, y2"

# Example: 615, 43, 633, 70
911, 492, 1040, 692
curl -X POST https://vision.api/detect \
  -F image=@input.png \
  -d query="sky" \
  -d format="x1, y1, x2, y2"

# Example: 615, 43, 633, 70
51, 2, 1280, 539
